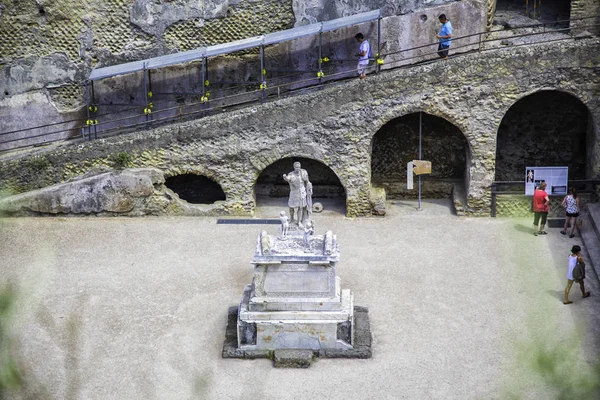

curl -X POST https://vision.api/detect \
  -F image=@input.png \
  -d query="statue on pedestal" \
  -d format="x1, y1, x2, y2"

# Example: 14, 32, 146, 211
283, 161, 312, 227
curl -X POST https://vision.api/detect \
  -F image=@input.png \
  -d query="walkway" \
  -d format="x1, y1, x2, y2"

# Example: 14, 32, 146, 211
1, 203, 599, 399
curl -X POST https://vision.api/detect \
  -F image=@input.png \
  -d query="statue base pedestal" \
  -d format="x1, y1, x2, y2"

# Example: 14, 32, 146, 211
221, 230, 372, 367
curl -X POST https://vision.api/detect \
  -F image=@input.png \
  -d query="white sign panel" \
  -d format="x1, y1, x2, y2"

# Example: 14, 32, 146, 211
525, 166, 568, 196
407, 161, 414, 190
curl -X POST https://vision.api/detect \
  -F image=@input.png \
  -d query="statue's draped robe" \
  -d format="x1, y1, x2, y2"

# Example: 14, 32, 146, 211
287, 169, 309, 208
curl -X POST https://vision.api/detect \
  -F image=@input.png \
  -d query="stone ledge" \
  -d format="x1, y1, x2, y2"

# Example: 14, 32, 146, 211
222, 305, 373, 365
273, 349, 313, 368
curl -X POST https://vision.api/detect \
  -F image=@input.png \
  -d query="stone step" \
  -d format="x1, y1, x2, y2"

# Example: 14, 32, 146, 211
273, 349, 314, 368
578, 204, 600, 281
586, 203, 600, 239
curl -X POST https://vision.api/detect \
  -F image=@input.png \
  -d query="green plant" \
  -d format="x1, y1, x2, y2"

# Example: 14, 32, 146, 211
27, 156, 50, 172
111, 152, 132, 169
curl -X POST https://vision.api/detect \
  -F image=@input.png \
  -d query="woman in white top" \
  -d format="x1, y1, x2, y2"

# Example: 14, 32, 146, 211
561, 187, 580, 238
564, 245, 590, 304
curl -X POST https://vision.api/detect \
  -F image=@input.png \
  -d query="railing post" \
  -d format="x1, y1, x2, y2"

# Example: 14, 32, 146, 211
148, 69, 153, 126
377, 17, 381, 73
491, 183, 497, 218
143, 63, 149, 129
318, 32, 323, 84
201, 57, 206, 116
91, 81, 97, 139
84, 81, 91, 139
260, 45, 266, 103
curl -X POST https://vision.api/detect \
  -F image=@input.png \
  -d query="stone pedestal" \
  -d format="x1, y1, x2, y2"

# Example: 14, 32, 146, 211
223, 228, 371, 365
239, 230, 353, 351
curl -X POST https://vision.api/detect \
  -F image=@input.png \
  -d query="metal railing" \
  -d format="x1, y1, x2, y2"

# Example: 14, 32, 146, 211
491, 179, 600, 217
0, 15, 598, 154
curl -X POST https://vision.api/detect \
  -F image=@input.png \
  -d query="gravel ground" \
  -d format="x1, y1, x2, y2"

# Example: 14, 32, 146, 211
1, 199, 599, 400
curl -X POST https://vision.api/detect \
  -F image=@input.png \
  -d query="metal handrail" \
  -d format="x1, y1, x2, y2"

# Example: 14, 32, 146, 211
1, 15, 597, 153
490, 179, 600, 217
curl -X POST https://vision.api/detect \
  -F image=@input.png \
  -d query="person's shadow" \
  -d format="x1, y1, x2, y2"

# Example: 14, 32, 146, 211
514, 224, 534, 234
546, 289, 564, 302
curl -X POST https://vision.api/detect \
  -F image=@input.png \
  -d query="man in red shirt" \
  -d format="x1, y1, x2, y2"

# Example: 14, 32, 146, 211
533, 182, 550, 236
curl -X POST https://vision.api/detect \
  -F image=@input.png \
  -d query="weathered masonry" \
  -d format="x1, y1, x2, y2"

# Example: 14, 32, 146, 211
1, 39, 599, 217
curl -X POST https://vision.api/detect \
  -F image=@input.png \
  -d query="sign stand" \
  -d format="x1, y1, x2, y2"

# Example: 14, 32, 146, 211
418, 112, 422, 210
406, 111, 432, 210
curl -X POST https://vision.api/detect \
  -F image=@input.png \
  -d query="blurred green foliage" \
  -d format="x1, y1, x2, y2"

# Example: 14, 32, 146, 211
0, 285, 22, 395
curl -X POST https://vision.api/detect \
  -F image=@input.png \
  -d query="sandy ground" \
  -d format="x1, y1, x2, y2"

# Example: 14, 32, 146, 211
1, 199, 599, 400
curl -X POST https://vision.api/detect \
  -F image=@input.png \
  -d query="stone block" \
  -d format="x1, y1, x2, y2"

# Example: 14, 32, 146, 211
273, 349, 314, 368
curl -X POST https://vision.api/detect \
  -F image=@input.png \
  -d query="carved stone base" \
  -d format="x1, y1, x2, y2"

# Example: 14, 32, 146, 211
222, 305, 373, 367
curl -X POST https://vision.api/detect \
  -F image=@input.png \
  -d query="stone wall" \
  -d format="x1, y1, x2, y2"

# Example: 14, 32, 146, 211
495, 90, 589, 182
0, 0, 488, 150
1, 38, 598, 217
495, 193, 597, 217
371, 112, 468, 198
571, 0, 600, 34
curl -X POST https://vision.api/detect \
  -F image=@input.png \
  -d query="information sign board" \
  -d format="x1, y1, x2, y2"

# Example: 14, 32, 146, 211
525, 166, 568, 196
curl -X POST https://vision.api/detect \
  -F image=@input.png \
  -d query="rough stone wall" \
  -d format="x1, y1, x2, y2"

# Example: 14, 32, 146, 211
495, 90, 589, 181
0, 0, 488, 150
371, 113, 468, 198
495, 193, 596, 217
571, 0, 600, 34
0, 39, 599, 217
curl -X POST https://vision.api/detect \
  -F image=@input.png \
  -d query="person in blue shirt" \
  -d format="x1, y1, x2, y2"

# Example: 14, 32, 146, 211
436, 14, 453, 59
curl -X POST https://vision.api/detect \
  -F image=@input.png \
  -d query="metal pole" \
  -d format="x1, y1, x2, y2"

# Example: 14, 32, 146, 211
84, 81, 90, 139
491, 184, 497, 217
148, 69, 153, 125
205, 58, 210, 115
418, 111, 422, 210
318, 32, 323, 84
91, 81, 97, 139
143, 63, 149, 129
201, 57, 206, 115
260, 46, 265, 103
377, 17, 381, 73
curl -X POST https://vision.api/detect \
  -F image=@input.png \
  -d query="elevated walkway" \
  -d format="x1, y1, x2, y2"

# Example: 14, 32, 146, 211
0, 14, 597, 154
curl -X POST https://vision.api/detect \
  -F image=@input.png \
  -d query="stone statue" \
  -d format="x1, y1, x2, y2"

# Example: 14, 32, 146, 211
303, 220, 314, 246
279, 210, 289, 238
282, 161, 312, 227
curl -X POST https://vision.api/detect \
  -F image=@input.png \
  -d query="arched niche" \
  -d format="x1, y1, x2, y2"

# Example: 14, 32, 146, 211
254, 157, 346, 214
165, 174, 226, 204
371, 112, 470, 199
495, 90, 590, 181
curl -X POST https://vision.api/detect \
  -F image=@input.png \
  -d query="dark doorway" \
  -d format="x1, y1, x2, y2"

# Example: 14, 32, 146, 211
495, 91, 588, 182
165, 174, 226, 204
371, 113, 469, 199
495, 0, 571, 27
254, 157, 346, 214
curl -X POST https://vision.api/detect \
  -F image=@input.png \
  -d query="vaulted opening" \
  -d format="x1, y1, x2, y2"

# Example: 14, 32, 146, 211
495, 91, 589, 182
165, 174, 226, 204
254, 157, 346, 214
371, 112, 469, 199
